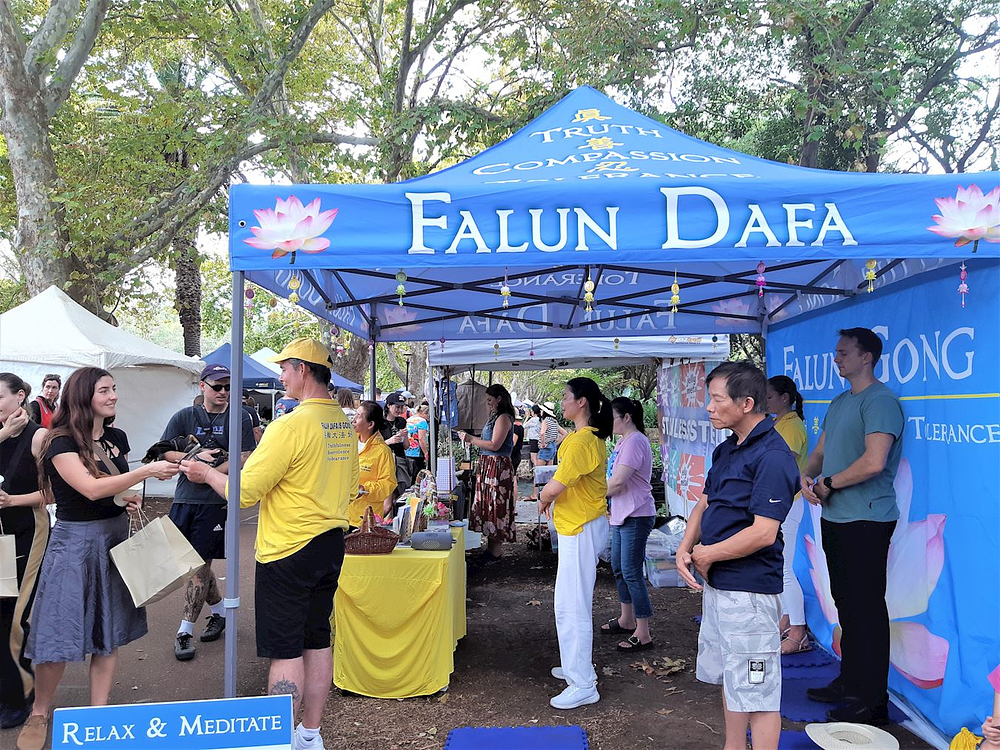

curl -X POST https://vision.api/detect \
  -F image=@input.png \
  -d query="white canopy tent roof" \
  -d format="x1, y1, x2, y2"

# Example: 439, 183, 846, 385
0, 286, 203, 478
429, 334, 727, 371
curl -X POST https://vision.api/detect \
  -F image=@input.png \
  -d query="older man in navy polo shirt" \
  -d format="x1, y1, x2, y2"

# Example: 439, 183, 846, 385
677, 362, 799, 750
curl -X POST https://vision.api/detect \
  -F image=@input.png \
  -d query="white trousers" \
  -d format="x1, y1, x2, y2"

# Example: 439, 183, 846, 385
554, 515, 609, 689
780, 499, 805, 626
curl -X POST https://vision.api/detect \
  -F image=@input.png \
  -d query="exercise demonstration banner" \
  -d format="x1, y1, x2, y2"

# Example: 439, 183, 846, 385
657, 359, 727, 517
766, 261, 1000, 737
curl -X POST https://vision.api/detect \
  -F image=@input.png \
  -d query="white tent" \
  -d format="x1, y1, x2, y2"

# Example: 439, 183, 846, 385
250, 347, 281, 374
0, 286, 203, 478
429, 334, 728, 371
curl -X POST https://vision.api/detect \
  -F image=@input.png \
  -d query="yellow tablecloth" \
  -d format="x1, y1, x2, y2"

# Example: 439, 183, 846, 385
333, 527, 466, 698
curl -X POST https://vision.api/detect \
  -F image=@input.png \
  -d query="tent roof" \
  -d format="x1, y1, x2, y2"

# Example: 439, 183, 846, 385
429, 334, 728, 371
248, 347, 362, 391
0, 286, 203, 372
204, 343, 281, 389
228, 87, 999, 342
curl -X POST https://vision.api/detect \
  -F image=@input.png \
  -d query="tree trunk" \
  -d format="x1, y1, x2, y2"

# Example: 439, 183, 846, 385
173, 226, 202, 357
0, 26, 83, 304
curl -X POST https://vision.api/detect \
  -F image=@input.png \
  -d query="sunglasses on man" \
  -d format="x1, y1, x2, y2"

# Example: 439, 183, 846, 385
204, 382, 231, 392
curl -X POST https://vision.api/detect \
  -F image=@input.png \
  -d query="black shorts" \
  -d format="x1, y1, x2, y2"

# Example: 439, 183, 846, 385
169, 502, 226, 561
527, 439, 540, 454
254, 528, 345, 659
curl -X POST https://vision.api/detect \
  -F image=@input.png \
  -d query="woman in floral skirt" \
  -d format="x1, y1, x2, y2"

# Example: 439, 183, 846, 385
459, 384, 515, 562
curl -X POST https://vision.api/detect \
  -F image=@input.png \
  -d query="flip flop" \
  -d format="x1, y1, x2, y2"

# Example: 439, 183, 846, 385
617, 635, 655, 652
600, 618, 631, 635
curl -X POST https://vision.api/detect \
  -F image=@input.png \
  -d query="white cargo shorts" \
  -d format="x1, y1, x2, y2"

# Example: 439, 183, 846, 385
696, 583, 782, 713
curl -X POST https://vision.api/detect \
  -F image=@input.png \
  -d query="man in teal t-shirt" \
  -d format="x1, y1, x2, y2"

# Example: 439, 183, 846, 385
800, 327, 904, 725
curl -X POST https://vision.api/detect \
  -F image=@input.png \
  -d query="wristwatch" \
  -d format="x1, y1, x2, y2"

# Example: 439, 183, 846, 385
823, 476, 836, 493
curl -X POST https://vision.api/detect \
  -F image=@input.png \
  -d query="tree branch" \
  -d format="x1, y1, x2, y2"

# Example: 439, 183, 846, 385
109, 130, 377, 275
957, 87, 1000, 173
44, 0, 109, 118
24, 0, 78, 79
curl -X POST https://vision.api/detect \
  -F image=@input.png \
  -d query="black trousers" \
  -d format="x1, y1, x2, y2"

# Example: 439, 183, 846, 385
0, 506, 49, 709
822, 517, 896, 705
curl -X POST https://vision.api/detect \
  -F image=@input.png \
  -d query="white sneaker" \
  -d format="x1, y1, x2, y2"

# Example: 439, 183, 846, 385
551, 666, 567, 681
549, 684, 600, 710
293, 724, 325, 750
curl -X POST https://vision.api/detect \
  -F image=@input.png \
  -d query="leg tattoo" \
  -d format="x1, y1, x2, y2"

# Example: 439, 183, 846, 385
270, 679, 300, 703
204, 568, 221, 607
182, 564, 213, 622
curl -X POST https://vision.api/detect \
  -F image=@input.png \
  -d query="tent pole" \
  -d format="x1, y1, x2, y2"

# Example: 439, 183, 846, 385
369, 304, 377, 400
224, 271, 245, 699
428, 351, 436, 477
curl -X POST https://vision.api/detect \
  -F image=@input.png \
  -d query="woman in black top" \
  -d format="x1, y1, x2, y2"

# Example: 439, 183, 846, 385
0, 374, 49, 731
18, 368, 178, 749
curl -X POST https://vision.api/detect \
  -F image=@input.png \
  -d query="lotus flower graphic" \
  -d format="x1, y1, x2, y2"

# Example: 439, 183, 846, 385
803, 459, 949, 688
927, 184, 1000, 252
244, 196, 339, 263
680, 362, 706, 407
711, 298, 752, 325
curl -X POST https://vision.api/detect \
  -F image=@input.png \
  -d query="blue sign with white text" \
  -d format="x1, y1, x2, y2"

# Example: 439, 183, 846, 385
52, 695, 292, 749
766, 260, 1000, 739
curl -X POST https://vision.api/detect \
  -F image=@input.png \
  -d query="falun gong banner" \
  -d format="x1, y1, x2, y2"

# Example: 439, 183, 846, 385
766, 260, 1000, 737
658, 359, 727, 517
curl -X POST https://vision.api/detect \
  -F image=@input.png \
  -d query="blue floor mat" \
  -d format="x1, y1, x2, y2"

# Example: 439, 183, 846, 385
783, 661, 840, 682
778, 730, 816, 748
782, 646, 835, 669
781, 675, 907, 724
445, 726, 589, 749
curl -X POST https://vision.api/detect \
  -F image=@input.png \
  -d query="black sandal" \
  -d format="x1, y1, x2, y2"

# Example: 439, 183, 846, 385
617, 635, 655, 652
600, 618, 631, 635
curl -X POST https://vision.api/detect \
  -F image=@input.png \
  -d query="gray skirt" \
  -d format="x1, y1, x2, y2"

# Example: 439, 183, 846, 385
26, 514, 147, 664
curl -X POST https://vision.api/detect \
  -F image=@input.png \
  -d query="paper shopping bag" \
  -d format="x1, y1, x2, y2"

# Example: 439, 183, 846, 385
0, 533, 16, 597
110, 516, 205, 608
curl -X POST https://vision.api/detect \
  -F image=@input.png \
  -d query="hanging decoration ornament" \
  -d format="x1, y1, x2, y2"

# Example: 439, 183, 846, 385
583, 275, 595, 313
335, 339, 346, 356
493, 341, 500, 360
755, 261, 766, 297
439, 336, 446, 353
614, 337, 620, 351
529, 338, 535, 358
670, 270, 680, 313
330, 325, 340, 337
958, 262, 969, 307
268, 296, 278, 308
711, 335, 719, 354
865, 259, 878, 293
245, 287, 255, 300
500, 270, 511, 308
395, 270, 407, 306
287, 274, 301, 305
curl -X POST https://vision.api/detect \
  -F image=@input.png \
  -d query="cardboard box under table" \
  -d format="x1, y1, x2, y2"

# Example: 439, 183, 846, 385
333, 527, 466, 698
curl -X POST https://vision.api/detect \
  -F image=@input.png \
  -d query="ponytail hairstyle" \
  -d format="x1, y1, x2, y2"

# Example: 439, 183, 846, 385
0, 372, 31, 406
565, 377, 613, 439
767, 375, 804, 420
357, 400, 386, 432
610, 397, 646, 435
38, 367, 113, 495
485, 383, 515, 420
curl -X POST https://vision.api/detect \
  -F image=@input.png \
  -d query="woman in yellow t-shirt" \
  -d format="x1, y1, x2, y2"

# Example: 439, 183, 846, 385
539, 377, 612, 711
349, 401, 397, 529
766, 375, 811, 655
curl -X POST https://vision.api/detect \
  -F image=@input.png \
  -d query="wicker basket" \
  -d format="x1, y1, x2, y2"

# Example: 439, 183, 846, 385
345, 507, 399, 555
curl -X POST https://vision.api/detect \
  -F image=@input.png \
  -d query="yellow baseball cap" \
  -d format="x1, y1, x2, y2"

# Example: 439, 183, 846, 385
268, 338, 333, 367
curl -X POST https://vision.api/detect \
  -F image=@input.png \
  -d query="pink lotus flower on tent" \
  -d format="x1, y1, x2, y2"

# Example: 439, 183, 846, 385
927, 184, 1000, 249
244, 196, 339, 263
803, 460, 950, 688
711, 297, 751, 325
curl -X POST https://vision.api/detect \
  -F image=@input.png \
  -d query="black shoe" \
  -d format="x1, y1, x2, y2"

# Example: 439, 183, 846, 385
200, 614, 226, 642
826, 700, 890, 726
0, 704, 30, 730
806, 682, 860, 704
174, 632, 196, 661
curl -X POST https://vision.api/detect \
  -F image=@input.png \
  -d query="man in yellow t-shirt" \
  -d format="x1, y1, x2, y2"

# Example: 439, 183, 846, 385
181, 338, 357, 750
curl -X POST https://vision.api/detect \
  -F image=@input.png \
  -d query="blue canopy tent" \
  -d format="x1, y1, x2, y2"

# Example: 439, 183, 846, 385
204, 343, 281, 389
219, 86, 999, 735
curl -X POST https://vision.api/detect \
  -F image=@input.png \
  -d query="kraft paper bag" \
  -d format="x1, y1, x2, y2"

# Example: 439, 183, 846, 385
110, 515, 205, 608
0, 533, 16, 597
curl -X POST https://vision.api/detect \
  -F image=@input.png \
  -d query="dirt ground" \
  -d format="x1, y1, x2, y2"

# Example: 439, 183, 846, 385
0, 497, 930, 750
